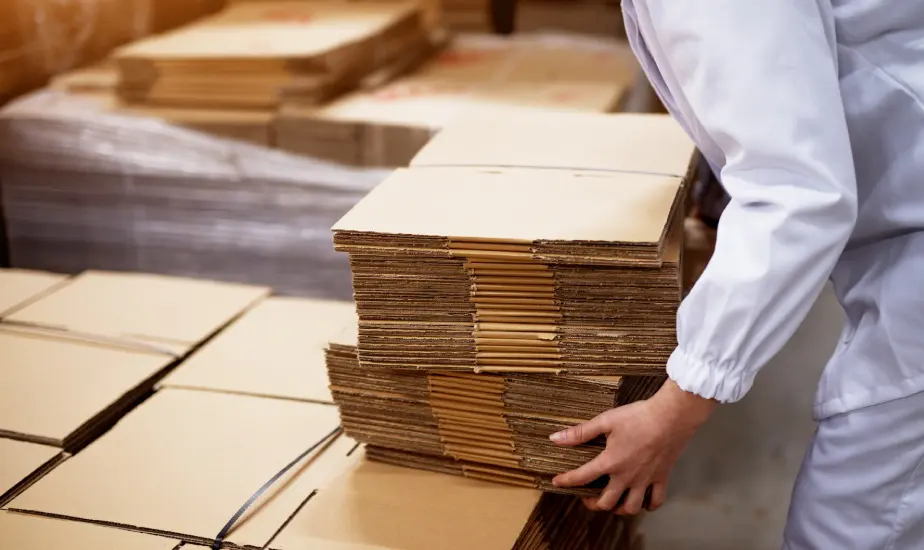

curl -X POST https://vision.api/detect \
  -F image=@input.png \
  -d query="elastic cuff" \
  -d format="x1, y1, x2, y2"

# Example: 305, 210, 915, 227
666, 348, 752, 403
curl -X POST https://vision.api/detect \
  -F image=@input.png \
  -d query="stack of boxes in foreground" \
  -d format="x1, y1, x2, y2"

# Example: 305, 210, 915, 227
327, 112, 697, 498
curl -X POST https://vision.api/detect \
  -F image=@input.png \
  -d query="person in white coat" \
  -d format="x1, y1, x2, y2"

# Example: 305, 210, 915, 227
550, 1, 924, 548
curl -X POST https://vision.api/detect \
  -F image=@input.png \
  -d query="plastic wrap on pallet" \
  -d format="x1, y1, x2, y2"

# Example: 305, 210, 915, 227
0, 0, 223, 103
0, 90, 391, 299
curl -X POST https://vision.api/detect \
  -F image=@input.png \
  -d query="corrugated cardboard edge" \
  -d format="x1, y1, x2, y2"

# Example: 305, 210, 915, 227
0, 452, 69, 509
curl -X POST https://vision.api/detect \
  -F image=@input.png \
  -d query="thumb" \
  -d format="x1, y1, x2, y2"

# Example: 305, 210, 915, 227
550, 411, 613, 446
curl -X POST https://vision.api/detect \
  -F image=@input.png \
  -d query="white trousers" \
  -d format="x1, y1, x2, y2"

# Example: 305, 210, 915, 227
783, 390, 924, 549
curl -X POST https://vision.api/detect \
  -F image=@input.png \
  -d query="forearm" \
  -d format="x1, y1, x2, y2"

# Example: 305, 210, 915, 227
632, 0, 858, 401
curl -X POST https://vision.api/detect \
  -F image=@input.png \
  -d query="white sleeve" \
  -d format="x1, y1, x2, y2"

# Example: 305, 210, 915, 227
632, 0, 859, 402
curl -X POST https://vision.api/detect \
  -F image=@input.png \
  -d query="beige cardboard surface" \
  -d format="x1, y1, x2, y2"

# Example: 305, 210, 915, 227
6, 270, 269, 354
115, 1, 420, 60
161, 296, 356, 403
0, 511, 178, 550
333, 167, 680, 244
411, 112, 695, 177
0, 329, 172, 446
0, 269, 67, 317
10, 388, 353, 547
294, 34, 637, 128
273, 456, 541, 550
0, 440, 61, 504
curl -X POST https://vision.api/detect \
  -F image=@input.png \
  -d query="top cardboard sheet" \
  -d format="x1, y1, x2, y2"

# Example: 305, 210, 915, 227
161, 296, 356, 403
0, 512, 178, 550
10, 388, 358, 548
411, 112, 695, 178
333, 167, 681, 245
0, 269, 67, 317
0, 440, 61, 505
5, 270, 269, 355
115, 1, 420, 60
272, 456, 541, 550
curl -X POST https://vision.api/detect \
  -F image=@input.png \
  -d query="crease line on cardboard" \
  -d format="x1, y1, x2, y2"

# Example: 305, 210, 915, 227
410, 163, 690, 179
0, 320, 182, 358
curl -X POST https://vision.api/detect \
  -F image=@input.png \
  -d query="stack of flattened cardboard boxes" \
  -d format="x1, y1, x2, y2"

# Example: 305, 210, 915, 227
325, 112, 696, 497
277, 33, 638, 166
0, 0, 224, 104
115, 1, 431, 109
2, 268, 640, 549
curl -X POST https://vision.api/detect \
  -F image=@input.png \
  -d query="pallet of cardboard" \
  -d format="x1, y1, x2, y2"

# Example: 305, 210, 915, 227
6, 387, 640, 549
160, 296, 356, 404
0, 270, 268, 450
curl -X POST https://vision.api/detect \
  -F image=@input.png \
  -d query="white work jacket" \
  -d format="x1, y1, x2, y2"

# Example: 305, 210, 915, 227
622, 0, 924, 419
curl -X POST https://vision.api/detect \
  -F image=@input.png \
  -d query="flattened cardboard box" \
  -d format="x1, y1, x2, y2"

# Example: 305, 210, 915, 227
0, 440, 65, 507
0, 328, 174, 449
333, 167, 681, 255
0, 511, 178, 550
9, 388, 360, 548
0, 268, 67, 317
411, 111, 696, 178
4, 270, 269, 356
161, 296, 356, 403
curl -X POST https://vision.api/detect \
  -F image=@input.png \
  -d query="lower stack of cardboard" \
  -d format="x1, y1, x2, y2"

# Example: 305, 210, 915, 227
0, 268, 643, 550
327, 320, 664, 495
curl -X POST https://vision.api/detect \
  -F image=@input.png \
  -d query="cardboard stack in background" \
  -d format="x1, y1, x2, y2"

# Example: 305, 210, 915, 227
436, 0, 623, 36
0, 0, 224, 104
3, 282, 642, 550
0, 88, 391, 299
114, 1, 431, 110
277, 32, 639, 166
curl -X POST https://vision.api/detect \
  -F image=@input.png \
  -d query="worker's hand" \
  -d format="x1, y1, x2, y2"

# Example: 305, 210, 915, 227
550, 379, 717, 514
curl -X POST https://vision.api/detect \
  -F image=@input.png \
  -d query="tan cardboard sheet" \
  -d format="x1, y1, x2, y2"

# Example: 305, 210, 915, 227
333, 167, 681, 244
10, 388, 357, 548
272, 456, 542, 550
411, 112, 695, 178
5, 271, 269, 355
295, 34, 638, 128
0, 269, 67, 317
0, 511, 178, 550
161, 296, 356, 403
0, 329, 172, 447
115, 1, 420, 60
0, 440, 62, 506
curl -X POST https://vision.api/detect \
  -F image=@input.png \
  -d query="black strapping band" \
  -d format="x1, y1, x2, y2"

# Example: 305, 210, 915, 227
211, 425, 343, 550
